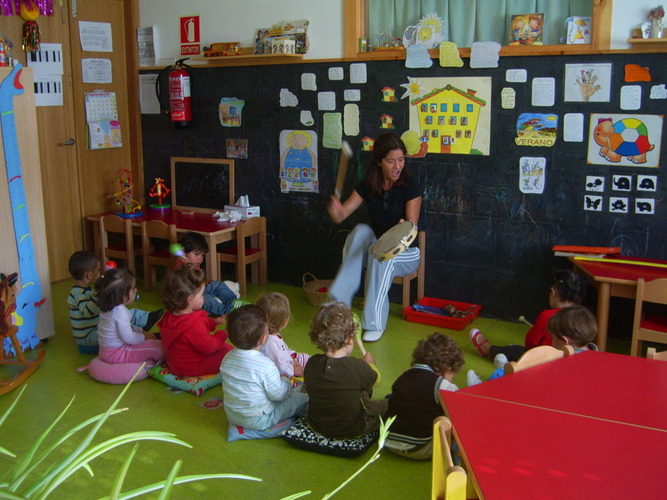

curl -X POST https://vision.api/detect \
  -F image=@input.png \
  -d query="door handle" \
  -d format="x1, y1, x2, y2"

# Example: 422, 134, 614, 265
58, 138, 76, 146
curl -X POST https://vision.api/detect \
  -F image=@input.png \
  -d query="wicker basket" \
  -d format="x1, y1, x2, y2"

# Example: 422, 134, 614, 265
302, 272, 333, 306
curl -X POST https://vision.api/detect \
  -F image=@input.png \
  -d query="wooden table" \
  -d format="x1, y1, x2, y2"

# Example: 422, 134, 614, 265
440, 351, 667, 499
87, 209, 247, 282
570, 256, 667, 351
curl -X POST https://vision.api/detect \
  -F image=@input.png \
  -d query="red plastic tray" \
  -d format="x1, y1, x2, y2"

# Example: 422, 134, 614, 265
403, 297, 481, 330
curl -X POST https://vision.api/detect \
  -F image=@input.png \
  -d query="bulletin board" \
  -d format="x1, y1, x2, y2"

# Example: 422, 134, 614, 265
143, 53, 667, 324
170, 157, 234, 211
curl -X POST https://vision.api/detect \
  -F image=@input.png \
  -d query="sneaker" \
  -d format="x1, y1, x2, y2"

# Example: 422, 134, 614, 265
469, 328, 489, 357
224, 280, 241, 299
362, 330, 384, 342
493, 353, 509, 370
144, 308, 164, 331
467, 370, 483, 386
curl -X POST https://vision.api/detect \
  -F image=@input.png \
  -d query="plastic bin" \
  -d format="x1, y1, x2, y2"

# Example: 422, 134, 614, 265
403, 297, 481, 330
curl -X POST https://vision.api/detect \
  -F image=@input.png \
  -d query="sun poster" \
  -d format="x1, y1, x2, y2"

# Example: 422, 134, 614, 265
401, 76, 491, 156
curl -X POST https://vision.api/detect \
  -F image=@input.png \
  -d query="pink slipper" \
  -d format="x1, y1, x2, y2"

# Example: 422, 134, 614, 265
469, 328, 489, 357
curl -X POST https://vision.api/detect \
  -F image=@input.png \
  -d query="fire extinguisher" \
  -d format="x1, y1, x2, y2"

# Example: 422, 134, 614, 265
155, 58, 192, 128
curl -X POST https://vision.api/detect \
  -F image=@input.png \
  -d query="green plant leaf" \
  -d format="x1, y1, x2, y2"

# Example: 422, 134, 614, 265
279, 491, 312, 500
155, 460, 182, 500
106, 473, 262, 500
108, 443, 139, 500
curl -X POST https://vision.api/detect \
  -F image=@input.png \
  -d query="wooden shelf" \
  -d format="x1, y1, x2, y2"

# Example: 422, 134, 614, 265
190, 53, 304, 66
626, 37, 667, 52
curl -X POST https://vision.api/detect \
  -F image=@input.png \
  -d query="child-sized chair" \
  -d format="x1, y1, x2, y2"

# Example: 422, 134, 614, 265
141, 220, 177, 291
631, 278, 667, 357
646, 347, 667, 361
431, 416, 469, 500
504, 345, 574, 375
218, 217, 267, 296
99, 214, 142, 273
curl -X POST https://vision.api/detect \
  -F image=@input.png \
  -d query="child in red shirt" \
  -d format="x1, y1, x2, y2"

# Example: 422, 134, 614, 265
158, 265, 233, 376
470, 269, 587, 363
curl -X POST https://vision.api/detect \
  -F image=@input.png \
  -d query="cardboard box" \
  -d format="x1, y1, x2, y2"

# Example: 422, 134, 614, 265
403, 297, 481, 330
224, 205, 260, 219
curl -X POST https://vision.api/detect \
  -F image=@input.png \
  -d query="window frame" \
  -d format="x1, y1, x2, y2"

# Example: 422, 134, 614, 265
343, 0, 613, 58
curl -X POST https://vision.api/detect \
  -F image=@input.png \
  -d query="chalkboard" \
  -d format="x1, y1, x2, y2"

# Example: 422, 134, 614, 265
170, 157, 234, 211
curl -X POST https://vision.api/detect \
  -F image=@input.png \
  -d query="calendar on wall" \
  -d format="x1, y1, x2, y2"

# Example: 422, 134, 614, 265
84, 91, 122, 150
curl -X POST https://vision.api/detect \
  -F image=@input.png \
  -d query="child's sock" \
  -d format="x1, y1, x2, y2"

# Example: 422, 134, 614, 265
467, 369, 483, 386
144, 308, 165, 331
223, 280, 241, 299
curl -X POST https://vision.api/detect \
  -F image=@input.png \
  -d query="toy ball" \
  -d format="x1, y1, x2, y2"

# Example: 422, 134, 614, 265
104, 260, 117, 271
169, 243, 185, 257
318, 287, 328, 293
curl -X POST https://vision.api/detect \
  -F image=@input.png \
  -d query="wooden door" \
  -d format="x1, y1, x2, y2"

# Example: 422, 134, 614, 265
0, 1, 140, 281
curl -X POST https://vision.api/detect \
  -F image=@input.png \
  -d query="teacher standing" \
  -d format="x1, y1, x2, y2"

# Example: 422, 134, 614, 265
326, 133, 423, 342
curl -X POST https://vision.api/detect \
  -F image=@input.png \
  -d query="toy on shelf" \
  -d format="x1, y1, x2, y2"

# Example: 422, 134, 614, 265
203, 42, 241, 57
109, 168, 143, 217
148, 177, 171, 209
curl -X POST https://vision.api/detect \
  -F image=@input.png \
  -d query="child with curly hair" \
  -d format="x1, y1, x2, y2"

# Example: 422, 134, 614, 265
304, 303, 387, 438
384, 332, 465, 460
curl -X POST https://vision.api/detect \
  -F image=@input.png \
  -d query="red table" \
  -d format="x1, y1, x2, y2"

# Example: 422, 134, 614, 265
571, 256, 667, 351
441, 352, 667, 499
87, 209, 247, 282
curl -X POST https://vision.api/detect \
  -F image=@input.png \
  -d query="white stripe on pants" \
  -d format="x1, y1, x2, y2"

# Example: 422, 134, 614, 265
329, 223, 420, 332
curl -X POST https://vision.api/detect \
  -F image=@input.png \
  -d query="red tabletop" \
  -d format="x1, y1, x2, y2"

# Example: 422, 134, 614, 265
87, 209, 239, 234
460, 351, 667, 431
442, 391, 667, 500
573, 256, 667, 284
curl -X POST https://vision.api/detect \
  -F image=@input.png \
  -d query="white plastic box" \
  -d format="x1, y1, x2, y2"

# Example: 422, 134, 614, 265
224, 205, 260, 219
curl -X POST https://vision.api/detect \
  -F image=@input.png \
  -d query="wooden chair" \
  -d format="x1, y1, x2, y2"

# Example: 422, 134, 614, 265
504, 345, 575, 375
218, 216, 267, 296
0, 273, 45, 395
365, 230, 426, 310
646, 347, 667, 361
99, 214, 142, 273
141, 220, 177, 291
631, 278, 667, 357
431, 416, 468, 500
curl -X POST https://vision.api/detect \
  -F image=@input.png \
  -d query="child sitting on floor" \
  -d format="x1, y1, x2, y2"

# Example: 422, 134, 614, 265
470, 268, 587, 365
67, 251, 163, 354
384, 332, 465, 460
97, 268, 165, 366
304, 302, 387, 439
467, 305, 598, 385
256, 292, 310, 380
158, 265, 233, 376
176, 232, 246, 316
220, 305, 309, 431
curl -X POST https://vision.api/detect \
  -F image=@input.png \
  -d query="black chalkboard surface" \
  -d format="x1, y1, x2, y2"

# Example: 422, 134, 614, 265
170, 157, 235, 211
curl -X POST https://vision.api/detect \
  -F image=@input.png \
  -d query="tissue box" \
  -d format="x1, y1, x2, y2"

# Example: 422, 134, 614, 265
224, 205, 260, 219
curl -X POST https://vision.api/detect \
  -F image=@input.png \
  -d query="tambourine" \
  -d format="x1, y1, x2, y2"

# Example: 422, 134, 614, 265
372, 221, 417, 262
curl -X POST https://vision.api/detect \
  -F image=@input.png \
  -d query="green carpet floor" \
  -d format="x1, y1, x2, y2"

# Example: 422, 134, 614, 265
0, 277, 630, 499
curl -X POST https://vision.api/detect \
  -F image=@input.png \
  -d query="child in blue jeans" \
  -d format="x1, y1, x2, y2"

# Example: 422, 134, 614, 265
175, 232, 247, 316
220, 305, 308, 431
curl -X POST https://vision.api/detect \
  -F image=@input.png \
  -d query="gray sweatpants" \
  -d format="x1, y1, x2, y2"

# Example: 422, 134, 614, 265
329, 224, 420, 332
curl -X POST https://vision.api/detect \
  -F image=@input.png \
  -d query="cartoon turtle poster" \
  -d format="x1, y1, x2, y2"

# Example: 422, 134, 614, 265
587, 114, 662, 167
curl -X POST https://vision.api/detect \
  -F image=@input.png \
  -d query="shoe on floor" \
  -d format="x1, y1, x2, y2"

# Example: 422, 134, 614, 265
362, 330, 384, 342
467, 369, 483, 386
144, 308, 165, 331
494, 353, 509, 370
469, 328, 489, 357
